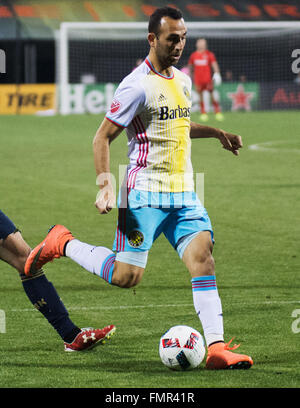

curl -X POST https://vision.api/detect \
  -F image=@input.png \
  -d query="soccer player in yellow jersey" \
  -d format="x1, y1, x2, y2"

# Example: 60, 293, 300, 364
25, 7, 253, 369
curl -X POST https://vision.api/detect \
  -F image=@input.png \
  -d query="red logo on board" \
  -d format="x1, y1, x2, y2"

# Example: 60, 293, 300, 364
110, 99, 121, 114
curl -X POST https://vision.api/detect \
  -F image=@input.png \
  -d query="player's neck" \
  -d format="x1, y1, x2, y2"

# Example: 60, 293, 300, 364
147, 53, 173, 78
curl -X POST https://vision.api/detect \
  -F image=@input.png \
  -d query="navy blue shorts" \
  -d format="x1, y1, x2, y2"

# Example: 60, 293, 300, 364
0, 210, 17, 240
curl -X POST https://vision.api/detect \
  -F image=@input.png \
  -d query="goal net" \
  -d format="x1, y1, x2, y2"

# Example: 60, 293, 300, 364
56, 21, 300, 115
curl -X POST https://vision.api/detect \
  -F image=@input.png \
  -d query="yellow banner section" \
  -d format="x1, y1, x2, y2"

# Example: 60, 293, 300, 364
0, 84, 55, 114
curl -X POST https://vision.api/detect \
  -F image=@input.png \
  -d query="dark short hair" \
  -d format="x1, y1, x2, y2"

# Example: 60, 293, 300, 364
148, 6, 183, 37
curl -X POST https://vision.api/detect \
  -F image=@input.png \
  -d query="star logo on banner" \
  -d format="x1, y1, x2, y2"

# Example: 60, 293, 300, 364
227, 84, 255, 111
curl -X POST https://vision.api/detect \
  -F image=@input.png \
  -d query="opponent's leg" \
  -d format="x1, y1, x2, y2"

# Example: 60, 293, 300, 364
182, 231, 253, 369
0, 223, 114, 350
22, 265, 116, 352
0, 230, 30, 273
0, 228, 82, 344
0, 210, 29, 272
21, 267, 116, 352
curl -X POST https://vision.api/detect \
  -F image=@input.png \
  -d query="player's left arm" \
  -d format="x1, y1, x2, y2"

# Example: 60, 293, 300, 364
190, 122, 243, 156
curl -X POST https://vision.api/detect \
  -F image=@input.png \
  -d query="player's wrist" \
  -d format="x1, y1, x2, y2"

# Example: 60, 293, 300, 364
216, 129, 224, 139
96, 173, 114, 190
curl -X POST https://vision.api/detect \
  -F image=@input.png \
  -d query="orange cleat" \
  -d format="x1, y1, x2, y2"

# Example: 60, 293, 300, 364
206, 338, 253, 370
24, 225, 75, 276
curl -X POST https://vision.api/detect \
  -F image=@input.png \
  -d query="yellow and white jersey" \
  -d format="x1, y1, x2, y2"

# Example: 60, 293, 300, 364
106, 57, 194, 192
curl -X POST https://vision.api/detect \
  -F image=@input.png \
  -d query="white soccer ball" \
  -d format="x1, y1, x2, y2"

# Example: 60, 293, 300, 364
159, 325, 206, 371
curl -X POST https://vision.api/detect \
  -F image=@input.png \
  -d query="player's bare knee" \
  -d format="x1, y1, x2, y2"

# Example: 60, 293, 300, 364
203, 252, 215, 274
123, 271, 142, 288
112, 271, 141, 288
184, 240, 215, 276
183, 232, 214, 275
190, 251, 215, 276
111, 263, 144, 288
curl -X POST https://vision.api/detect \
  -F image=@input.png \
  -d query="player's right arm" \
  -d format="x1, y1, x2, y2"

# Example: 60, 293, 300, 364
93, 118, 123, 214
93, 66, 146, 214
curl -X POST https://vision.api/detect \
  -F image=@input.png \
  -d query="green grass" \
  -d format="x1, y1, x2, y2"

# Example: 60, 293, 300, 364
0, 111, 299, 389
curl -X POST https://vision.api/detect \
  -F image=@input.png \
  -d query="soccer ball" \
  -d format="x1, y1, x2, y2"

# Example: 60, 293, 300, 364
159, 325, 206, 371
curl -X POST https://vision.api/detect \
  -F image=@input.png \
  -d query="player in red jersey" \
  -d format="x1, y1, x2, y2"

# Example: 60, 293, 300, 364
188, 38, 224, 122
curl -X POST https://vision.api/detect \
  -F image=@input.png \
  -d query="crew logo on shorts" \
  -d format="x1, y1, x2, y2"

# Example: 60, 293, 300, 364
128, 230, 144, 248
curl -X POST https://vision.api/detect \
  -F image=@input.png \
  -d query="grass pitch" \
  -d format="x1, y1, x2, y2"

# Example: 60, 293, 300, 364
0, 111, 299, 389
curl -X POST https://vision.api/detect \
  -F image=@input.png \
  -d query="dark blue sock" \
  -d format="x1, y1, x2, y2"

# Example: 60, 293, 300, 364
21, 272, 81, 343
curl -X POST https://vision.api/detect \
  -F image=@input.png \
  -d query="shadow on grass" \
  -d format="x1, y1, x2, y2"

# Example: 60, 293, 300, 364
1, 358, 186, 375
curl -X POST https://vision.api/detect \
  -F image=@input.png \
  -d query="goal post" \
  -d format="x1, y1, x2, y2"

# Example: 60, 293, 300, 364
57, 21, 300, 115
58, 22, 149, 114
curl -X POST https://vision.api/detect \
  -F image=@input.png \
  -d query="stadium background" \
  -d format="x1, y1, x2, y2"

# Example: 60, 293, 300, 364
1, 0, 300, 114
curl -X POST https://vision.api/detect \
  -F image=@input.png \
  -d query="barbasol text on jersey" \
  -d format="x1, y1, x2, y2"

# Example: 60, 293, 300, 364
159, 105, 191, 120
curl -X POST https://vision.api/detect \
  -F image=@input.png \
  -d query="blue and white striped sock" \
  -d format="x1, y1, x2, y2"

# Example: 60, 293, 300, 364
192, 275, 224, 346
99, 253, 116, 284
65, 239, 115, 284
192, 275, 218, 292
